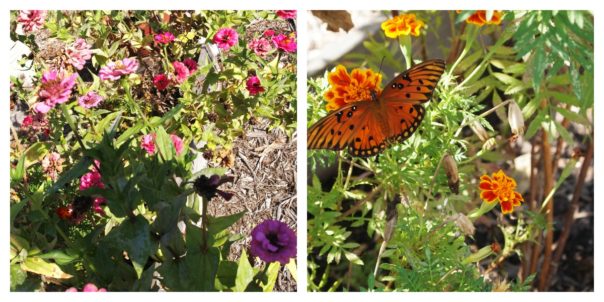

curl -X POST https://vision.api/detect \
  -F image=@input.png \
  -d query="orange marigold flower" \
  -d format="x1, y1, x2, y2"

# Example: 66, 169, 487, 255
381, 13, 425, 38
324, 65, 382, 111
479, 170, 524, 214
464, 10, 503, 26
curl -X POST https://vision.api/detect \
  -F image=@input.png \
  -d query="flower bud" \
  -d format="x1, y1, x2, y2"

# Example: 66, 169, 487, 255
508, 100, 525, 137
469, 120, 489, 142
442, 154, 459, 194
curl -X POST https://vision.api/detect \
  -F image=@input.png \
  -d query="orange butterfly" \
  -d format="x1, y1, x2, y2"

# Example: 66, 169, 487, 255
307, 59, 446, 157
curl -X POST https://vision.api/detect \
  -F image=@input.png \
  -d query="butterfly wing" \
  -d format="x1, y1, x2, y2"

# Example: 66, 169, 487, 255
307, 101, 389, 157
380, 59, 446, 104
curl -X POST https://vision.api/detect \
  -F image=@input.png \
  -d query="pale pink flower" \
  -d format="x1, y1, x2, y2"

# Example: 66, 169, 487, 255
17, 10, 47, 32
247, 38, 272, 57
66, 283, 107, 292
78, 91, 104, 109
272, 33, 297, 53
65, 38, 92, 70
276, 10, 296, 20
99, 58, 139, 81
170, 134, 184, 155
141, 133, 156, 155
172, 61, 190, 84
34, 70, 77, 114
41, 152, 64, 181
154, 32, 175, 44
183, 58, 198, 73
213, 28, 239, 51
246, 75, 265, 95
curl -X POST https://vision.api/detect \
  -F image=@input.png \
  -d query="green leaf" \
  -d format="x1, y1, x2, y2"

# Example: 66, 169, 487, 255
456, 10, 475, 24
260, 262, 281, 292
94, 111, 122, 137
24, 142, 51, 167
10, 153, 26, 182
37, 250, 78, 265
531, 41, 546, 93
105, 215, 153, 278
216, 260, 238, 290
556, 107, 591, 126
208, 211, 246, 236
285, 258, 297, 282
234, 249, 254, 292
155, 126, 173, 161
21, 257, 73, 279
116, 120, 144, 145
525, 111, 546, 140
10, 264, 27, 290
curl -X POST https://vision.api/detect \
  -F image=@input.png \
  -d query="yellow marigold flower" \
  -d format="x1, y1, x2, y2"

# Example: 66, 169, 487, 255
324, 65, 382, 111
479, 170, 524, 214
464, 10, 503, 26
381, 13, 425, 38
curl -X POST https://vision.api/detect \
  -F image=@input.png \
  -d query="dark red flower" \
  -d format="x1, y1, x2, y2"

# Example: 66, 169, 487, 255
153, 74, 170, 91
183, 58, 198, 73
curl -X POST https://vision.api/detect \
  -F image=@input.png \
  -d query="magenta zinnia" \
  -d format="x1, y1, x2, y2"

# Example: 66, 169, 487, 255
172, 61, 190, 84
246, 75, 265, 95
213, 27, 239, 51
65, 38, 92, 70
154, 32, 175, 44
34, 70, 77, 114
272, 33, 297, 53
250, 220, 296, 265
276, 10, 296, 20
99, 57, 139, 81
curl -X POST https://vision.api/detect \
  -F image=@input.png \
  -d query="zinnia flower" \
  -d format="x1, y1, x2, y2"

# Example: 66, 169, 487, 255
79, 161, 104, 191
247, 38, 272, 57
92, 197, 107, 216
246, 75, 265, 95
381, 13, 425, 38
276, 10, 296, 20
463, 10, 503, 26
154, 32, 175, 44
183, 58, 198, 73
153, 74, 170, 91
65, 38, 92, 70
250, 220, 297, 265
99, 57, 139, 81
78, 91, 104, 109
170, 134, 184, 155
41, 152, 63, 181
34, 70, 77, 114
193, 174, 234, 201
479, 170, 524, 214
21, 115, 33, 127
172, 61, 190, 84
323, 65, 383, 111
17, 10, 47, 33
213, 28, 239, 51
66, 283, 107, 292
272, 33, 297, 53
263, 29, 275, 37
141, 133, 156, 155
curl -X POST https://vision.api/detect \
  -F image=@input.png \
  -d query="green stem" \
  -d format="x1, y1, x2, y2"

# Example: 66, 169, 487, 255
121, 78, 150, 127
449, 25, 479, 74
201, 197, 209, 252
398, 35, 413, 68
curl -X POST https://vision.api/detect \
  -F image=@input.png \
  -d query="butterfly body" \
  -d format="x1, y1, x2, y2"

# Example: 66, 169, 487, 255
308, 59, 445, 157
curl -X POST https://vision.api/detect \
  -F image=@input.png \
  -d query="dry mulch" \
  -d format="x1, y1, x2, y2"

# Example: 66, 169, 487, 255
207, 118, 297, 292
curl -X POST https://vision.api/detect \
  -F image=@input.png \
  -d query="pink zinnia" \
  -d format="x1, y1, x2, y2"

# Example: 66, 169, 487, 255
141, 134, 156, 155
172, 61, 190, 84
153, 74, 170, 91
263, 29, 275, 37
34, 70, 77, 114
17, 10, 47, 32
170, 134, 184, 155
80, 161, 104, 191
21, 115, 33, 127
66, 283, 107, 292
247, 38, 272, 57
154, 32, 175, 44
246, 76, 265, 95
213, 28, 239, 51
99, 57, 139, 81
92, 197, 106, 216
183, 58, 198, 73
276, 10, 296, 20
65, 38, 92, 70
41, 152, 63, 181
78, 91, 104, 109
272, 33, 297, 53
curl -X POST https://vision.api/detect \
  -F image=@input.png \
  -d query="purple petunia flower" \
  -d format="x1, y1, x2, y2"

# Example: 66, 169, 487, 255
99, 57, 139, 81
250, 220, 296, 265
